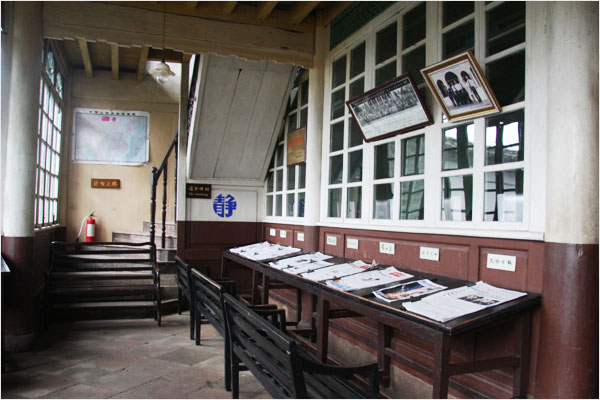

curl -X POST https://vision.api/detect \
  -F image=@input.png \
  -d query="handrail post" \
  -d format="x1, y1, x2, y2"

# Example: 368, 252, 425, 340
161, 164, 168, 249
150, 167, 158, 261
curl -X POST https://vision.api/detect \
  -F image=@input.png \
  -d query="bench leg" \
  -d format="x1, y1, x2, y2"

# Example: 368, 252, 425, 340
195, 308, 202, 346
231, 353, 240, 398
177, 289, 182, 315
225, 335, 232, 392
189, 300, 195, 341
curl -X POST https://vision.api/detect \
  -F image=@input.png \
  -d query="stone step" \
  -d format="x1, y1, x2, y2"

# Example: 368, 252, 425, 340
143, 221, 177, 236
112, 231, 177, 249
51, 298, 178, 321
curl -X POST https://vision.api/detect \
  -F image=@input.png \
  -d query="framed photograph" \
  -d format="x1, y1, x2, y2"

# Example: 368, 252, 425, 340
287, 127, 306, 166
346, 73, 433, 143
421, 51, 501, 122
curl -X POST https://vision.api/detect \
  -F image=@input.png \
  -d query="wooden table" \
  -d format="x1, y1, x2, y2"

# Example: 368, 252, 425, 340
221, 250, 541, 398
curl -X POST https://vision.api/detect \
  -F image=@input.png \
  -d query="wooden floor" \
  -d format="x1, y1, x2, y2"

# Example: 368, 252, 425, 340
1, 313, 270, 399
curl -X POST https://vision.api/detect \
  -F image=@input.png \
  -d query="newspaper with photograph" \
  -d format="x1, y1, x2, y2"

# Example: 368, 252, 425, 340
373, 279, 446, 303
326, 267, 413, 296
402, 281, 527, 322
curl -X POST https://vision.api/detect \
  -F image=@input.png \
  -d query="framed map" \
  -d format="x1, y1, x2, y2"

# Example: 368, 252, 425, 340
72, 108, 149, 165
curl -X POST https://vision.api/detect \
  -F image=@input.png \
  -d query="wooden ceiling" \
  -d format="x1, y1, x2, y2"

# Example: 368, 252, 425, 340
46, 1, 351, 80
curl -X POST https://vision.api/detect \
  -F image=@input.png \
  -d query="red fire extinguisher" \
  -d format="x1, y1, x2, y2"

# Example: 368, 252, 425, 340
85, 213, 96, 242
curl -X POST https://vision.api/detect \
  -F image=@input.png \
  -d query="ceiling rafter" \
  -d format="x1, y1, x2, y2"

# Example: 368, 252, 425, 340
222, 1, 237, 15
290, 1, 319, 25
137, 46, 149, 82
110, 44, 119, 80
256, 2, 277, 20
78, 39, 94, 78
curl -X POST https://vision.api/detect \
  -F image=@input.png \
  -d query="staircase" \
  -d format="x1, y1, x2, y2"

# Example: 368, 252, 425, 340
112, 220, 179, 315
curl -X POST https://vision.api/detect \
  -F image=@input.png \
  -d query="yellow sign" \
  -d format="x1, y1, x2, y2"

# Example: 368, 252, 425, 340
91, 179, 120, 189
287, 127, 306, 166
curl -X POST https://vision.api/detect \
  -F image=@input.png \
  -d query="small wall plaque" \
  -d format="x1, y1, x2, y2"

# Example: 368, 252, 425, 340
91, 178, 120, 189
186, 183, 211, 199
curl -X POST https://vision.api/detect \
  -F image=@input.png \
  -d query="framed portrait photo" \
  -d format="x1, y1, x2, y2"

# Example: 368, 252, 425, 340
346, 73, 433, 143
421, 51, 501, 122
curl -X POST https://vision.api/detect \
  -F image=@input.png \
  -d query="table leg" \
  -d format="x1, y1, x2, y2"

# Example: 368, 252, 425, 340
513, 312, 532, 398
261, 274, 270, 304
310, 294, 317, 342
251, 270, 258, 305
316, 297, 330, 363
296, 289, 302, 324
220, 256, 226, 278
378, 323, 392, 387
432, 332, 451, 398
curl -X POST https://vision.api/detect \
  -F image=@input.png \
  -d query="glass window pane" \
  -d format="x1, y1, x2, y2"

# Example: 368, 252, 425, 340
403, 3, 426, 48
350, 42, 366, 79
402, 45, 426, 85
485, 110, 525, 165
266, 195, 273, 216
487, 2, 526, 56
374, 142, 395, 180
300, 108, 308, 128
443, 20, 474, 58
56, 73, 64, 99
402, 134, 425, 176
330, 121, 344, 152
298, 164, 306, 189
347, 187, 362, 219
328, 188, 342, 218
55, 132, 61, 153
443, 2, 474, 27
332, 55, 347, 88
441, 175, 473, 221
329, 154, 343, 184
348, 150, 362, 183
287, 193, 295, 217
46, 51, 55, 84
275, 194, 282, 216
287, 166, 296, 190
376, 61, 397, 87
349, 77, 364, 100
298, 192, 305, 217
349, 118, 364, 148
331, 88, 346, 120
276, 169, 283, 191
301, 79, 309, 106
287, 112, 297, 132
487, 50, 525, 106
373, 183, 393, 219
442, 123, 474, 171
484, 169, 524, 222
400, 180, 424, 220
376, 22, 397, 64
276, 144, 284, 166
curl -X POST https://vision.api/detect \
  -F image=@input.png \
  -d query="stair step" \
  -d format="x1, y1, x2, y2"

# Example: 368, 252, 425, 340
54, 301, 156, 310
52, 271, 154, 280
53, 265, 154, 272
113, 232, 176, 248
51, 285, 156, 299
143, 221, 177, 235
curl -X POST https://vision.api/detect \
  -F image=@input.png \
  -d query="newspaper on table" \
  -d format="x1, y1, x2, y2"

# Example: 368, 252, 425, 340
301, 260, 373, 282
402, 281, 527, 323
373, 279, 446, 303
325, 266, 413, 296
230, 242, 301, 261
269, 252, 333, 270
284, 260, 335, 275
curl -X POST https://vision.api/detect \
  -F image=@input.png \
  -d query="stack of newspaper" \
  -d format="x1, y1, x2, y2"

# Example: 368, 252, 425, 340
269, 252, 333, 270
301, 260, 374, 282
326, 267, 413, 296
373, 279, 446, 302
229, 242, 301, 261
402, 281, 527, 322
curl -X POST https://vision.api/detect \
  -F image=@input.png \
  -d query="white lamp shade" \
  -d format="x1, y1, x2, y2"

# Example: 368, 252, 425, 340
150, 61, 175, 83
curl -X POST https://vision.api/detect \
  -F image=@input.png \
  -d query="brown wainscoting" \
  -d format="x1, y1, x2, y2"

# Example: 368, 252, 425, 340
262, 223, 319, 252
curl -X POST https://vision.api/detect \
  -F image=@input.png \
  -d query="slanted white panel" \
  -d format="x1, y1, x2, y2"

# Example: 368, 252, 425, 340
237, 61, 294, 179
189, 54, 294, 182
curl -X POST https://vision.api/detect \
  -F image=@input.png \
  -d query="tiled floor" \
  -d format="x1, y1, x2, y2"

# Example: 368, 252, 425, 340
2, 313, 270, 399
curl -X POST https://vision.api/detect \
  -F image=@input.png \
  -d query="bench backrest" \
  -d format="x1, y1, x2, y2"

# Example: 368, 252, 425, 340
174, 256, 191, 298
223, 292, 306, 398
190, 268, 229, 336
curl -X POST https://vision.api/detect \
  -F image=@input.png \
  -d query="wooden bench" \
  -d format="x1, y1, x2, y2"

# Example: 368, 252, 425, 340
175, 256, 194, 339
223, 292, 381, 399
47, 241, 161, 325
190, 268, 286, 392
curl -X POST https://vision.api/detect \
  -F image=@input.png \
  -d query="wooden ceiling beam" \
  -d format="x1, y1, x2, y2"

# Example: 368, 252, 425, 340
78, 39, 94, 78
111, 44, 119, 80
256, 2, 277, 20
137, 45, 149, 82
290, 1, 319, 25
222, 1, 237, 15
317, 1, 352, 27
148, 48, 184, 62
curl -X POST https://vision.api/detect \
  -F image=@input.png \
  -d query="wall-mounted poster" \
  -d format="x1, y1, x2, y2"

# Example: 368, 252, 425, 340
72, 108, 149, 165
287, 127, 306, 166
346, 73, 433, 143
421, 51, 501, 122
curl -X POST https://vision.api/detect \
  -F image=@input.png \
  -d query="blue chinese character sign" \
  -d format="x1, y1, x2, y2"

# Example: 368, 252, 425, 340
213, 194, 237, 218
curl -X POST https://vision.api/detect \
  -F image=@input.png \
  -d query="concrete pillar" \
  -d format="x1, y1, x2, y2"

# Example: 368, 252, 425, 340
1, 1, 44, 350
303, 25, 327, 252
535, 2, 599, 398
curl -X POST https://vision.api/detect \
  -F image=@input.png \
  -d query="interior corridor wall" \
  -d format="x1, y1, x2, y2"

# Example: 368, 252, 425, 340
66, 69, 179, 242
